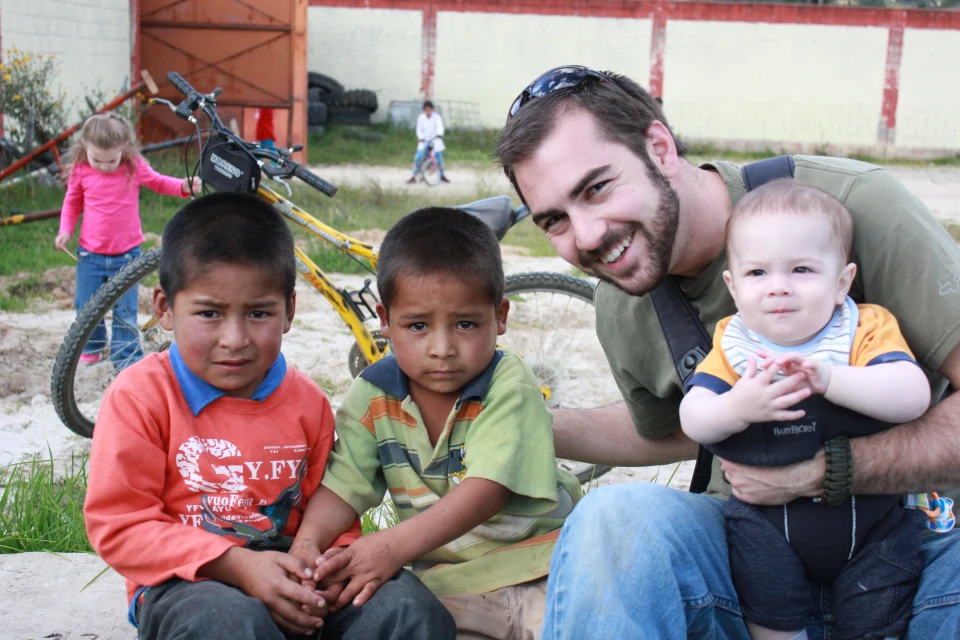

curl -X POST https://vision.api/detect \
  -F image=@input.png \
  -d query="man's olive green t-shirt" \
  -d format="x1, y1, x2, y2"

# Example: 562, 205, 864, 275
595, 156, 960, 496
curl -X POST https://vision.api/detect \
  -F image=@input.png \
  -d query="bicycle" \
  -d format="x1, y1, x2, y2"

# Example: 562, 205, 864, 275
412, 138, 442, 186
50, 71, 617, 482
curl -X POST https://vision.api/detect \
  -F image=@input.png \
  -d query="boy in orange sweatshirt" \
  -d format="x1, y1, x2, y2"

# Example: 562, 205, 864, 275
84, 192, 454, 640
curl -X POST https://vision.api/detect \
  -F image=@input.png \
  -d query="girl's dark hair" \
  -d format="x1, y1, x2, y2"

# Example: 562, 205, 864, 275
159, 192, 295, 305
494, 70, 686, 204
377, 207, 503, 312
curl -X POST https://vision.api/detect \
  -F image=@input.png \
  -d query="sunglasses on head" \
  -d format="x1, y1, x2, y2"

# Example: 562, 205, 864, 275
508, 66, 623, 118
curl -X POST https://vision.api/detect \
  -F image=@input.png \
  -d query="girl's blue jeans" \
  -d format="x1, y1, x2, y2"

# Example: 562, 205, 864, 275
542, 483, 960, 640
75, 246, 143, 371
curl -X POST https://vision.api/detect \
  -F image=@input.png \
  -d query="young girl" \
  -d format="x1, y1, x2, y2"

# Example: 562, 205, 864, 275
55, 112, 199, 370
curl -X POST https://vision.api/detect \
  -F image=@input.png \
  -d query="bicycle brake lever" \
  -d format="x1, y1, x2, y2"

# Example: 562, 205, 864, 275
270, 174, 293, 197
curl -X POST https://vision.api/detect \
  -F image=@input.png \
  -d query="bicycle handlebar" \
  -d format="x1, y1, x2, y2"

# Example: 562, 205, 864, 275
166, 71, 195, 100
293, 164, 338, 197
164, 70, 337, 197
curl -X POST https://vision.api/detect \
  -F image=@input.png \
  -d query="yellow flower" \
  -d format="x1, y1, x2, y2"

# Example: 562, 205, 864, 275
13, 94, 20, 101
3, 74, 9, 82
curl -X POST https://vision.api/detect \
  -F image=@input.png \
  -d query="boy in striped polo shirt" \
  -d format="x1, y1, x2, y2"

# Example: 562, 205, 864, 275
679, 180, 935, 640
292, 207, 581, 639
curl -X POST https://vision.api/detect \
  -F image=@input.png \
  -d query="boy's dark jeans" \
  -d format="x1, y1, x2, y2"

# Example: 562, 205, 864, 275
136, 569, 455, 640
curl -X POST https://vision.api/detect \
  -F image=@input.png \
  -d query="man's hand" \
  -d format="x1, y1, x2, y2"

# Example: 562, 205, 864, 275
720, 450, 825, 506
728, 355, 811, 426
311, 531, 407, 610
200, 547, 326, 636
756, 350, 831, 395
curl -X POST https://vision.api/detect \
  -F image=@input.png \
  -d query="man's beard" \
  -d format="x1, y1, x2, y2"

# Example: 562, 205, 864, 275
578, 169, 680, 297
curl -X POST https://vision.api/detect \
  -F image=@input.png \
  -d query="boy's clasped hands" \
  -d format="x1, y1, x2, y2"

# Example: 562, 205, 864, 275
291, 532, 405, 614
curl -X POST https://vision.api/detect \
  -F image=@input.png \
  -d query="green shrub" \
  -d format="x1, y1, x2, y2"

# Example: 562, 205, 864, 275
0, 48, 70, 148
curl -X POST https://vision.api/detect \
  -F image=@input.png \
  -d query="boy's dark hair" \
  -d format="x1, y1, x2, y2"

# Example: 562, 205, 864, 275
494, 70, 686, 205
423, 100, 434, 110
159, 192, 296, 304
377, 207, 503, 312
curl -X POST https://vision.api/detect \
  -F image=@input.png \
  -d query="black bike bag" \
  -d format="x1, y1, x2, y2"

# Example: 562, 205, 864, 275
201, 134, 262, 194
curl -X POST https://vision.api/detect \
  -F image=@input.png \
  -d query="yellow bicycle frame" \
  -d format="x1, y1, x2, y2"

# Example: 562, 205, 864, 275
257, 184, 386, 368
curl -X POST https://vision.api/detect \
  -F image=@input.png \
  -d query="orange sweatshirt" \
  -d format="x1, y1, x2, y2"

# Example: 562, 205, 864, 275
84, 351, 361, 605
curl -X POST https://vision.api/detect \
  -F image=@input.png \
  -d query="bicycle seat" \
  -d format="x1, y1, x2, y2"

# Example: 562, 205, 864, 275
456, 196, 516, 240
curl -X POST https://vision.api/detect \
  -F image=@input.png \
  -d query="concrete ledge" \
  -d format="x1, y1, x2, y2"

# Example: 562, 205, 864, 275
0, 552, 131, 640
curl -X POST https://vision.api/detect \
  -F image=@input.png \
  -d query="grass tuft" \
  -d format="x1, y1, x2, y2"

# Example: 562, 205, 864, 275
0, 453, 93, 554
360, 500, 398, 535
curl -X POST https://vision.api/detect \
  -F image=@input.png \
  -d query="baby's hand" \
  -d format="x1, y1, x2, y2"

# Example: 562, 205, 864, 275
756, 351, 831, 395
729, 355, 811, 424
183, 176, 201, 195
54, 232, 71, 251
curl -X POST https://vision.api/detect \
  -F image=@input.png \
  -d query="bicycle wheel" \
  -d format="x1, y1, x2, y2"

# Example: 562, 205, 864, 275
501, 272, 618, 483
422, 156, 442, 187
51, 246, 171, 438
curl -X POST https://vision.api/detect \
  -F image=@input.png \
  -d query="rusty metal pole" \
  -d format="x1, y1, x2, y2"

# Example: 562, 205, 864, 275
0, 208, 61, 226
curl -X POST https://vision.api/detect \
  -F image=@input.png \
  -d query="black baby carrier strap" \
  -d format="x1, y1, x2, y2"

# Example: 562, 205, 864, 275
651, 155, 796, 493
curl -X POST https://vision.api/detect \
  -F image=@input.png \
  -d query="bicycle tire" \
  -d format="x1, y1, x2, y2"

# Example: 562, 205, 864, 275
422, 157, 441, 186
51, 246, 169, 438
499, 272, 614, 483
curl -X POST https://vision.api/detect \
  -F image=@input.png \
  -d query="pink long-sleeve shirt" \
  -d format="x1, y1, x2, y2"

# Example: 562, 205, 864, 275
59, 156, 187, 255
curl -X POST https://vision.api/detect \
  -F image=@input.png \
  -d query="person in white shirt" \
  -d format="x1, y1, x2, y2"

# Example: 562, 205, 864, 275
407, 101, 450, 184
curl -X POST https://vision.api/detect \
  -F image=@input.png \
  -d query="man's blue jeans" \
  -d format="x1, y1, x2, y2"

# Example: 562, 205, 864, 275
542, 483, 960, 639
413, 149, 445, 177
75, 246, 143, 371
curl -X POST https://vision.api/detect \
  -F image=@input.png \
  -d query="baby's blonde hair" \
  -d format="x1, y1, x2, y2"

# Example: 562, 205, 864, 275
66, 112, 140, 179
726, 179, 853, 262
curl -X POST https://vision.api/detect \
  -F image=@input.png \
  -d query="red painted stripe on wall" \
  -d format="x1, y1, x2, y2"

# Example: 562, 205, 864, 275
307, 0, 960, 30
131, 0, 141, 95
880, 11, 906, 142
420, 0, 437, 99
649, 8, 666, 98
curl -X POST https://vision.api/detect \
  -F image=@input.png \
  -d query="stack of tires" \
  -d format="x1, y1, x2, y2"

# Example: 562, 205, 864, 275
308, 72, 379, 131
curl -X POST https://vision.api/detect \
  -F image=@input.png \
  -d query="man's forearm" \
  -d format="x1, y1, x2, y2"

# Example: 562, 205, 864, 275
553, 402, 699, 466
852, 391, 960, 494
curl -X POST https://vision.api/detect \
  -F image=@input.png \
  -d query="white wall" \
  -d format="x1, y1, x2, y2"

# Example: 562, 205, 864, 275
434, 12, 651, 129
1, 0, 132, 122
307, 6, 422, 122
664, 21, 888, 150
306, 6, 960, 154
896, 28, 960, 151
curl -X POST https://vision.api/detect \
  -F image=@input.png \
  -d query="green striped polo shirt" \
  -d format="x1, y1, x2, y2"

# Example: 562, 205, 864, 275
322, 348, 582, 595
